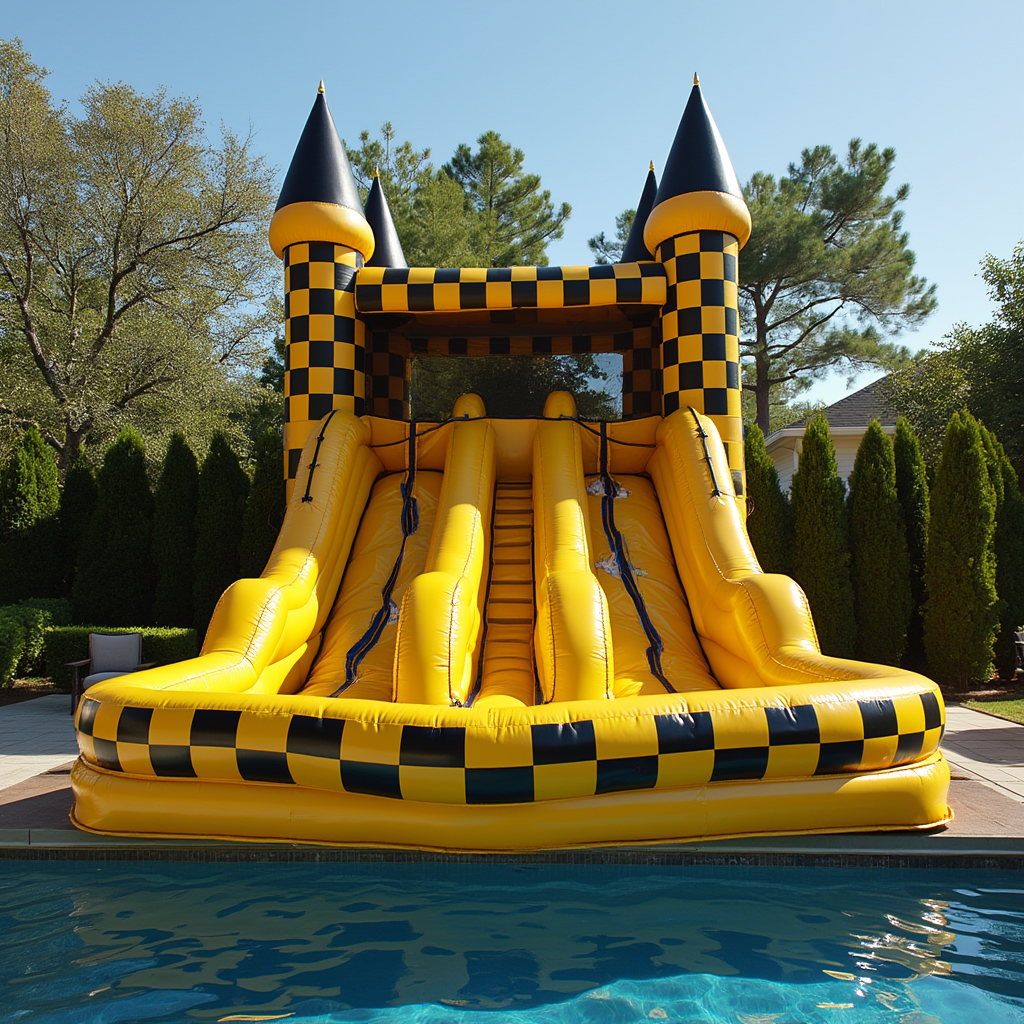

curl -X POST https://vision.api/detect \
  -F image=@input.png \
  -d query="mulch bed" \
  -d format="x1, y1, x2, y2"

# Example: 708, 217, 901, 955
0, 679, 63, 708
940, 677, 1024, 704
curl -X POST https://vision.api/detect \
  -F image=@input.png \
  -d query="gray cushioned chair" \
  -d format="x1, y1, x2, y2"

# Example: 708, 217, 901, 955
68, 633, 155, 714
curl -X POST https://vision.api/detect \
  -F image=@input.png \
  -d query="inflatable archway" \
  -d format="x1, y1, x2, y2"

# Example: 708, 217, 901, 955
71, 77, 949, 848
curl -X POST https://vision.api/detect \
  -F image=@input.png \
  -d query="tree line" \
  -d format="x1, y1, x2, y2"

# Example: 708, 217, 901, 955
0, 424, 285, 646
745, 411, 1024, 690
4, 35, 951, 460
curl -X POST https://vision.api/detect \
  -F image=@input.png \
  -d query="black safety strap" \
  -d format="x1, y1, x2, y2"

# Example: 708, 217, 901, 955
597, 422, 672, 690
688, 407, 721, 497
301, 411, 338, 503
337, 425, 420, 692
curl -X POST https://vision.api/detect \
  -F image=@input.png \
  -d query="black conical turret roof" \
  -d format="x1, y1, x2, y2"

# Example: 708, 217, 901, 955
653, 76, 742, 208
275, 88, 364, 214
364, 175, 408, 268
619, 163, 658, 262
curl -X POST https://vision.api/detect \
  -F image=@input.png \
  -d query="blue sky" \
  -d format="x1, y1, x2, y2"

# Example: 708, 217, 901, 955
7, 0, 1022, 405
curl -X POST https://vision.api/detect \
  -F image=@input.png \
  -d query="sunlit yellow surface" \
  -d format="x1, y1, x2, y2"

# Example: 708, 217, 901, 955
72, 397, 950, 847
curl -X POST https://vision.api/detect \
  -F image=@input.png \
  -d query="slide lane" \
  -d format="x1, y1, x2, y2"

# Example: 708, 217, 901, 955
584, 474, 718, 697
302, 471, 441, 702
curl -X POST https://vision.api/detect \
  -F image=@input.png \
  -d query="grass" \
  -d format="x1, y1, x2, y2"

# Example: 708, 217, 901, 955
962, 696, 1024, 725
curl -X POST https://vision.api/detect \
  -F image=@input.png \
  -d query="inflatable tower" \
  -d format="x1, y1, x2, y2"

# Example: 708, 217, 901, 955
645, 74, 751, 493
269, 84, 374, 494
269, 77, 750, 496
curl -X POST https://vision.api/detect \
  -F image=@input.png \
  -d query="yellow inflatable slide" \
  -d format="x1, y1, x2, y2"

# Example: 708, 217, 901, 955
71, 77, 949, 848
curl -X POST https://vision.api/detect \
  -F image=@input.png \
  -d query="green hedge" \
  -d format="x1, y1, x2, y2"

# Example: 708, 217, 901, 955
45, 626, 198, 687
0, 598, 73, 684
0, 614, 25, 686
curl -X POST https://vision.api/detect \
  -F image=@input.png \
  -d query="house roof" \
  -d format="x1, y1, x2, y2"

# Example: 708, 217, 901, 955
769, 377, 896, 441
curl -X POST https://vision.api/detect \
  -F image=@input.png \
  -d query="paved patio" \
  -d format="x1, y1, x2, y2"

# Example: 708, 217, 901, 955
0, 693, 1021, 855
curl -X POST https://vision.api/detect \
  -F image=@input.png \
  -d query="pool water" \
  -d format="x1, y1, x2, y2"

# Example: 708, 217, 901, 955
1, 861, 1021, 1023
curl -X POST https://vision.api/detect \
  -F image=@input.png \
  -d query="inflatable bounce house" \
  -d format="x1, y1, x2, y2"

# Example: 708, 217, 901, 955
71, 77, 950, 848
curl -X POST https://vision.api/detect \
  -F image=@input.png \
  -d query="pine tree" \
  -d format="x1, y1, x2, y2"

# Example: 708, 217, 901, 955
193, 433, 250, 638
790, 414, 856, 657
73, 428, 156, 626
238, 430, 286, 578
151, 434, 200, 627
893, 417, 930, 668
57, 454, 98, 598
743, 424, 791, 575
979, 427, 1024, 680
924, 412, 998, 689
847, 421, 912, 665
444, 131, 571, 267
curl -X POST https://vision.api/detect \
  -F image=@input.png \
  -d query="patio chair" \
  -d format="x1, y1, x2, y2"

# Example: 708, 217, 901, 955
68, 632, 155, 715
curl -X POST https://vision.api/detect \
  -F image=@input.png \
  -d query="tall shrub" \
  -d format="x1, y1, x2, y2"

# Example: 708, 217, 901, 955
847, 421, 912, 665
0, 442, 36, 605
980, 427, 1024, 680
151, 434, 200, 627
893, 417, 930, 669
57, 454, 98, 598
193, 433, 250, 638
743, 424, 791, 575
238, 429, 286, 578
924, 412, 999, 689
23, 428, 59, 518
790, 414, 856, 657
0, 428, 61, 602
73, 428, 156, 626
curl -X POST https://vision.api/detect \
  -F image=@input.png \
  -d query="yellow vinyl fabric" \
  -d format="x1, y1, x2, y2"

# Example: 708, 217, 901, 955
301, 472, 441, 702
72, 401, 950, 847
584, 474, 718, 697
395, 394, 496, 706
532, 392, 614, 702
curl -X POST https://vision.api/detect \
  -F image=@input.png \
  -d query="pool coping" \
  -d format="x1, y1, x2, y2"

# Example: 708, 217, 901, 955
1, 829, 1022, 869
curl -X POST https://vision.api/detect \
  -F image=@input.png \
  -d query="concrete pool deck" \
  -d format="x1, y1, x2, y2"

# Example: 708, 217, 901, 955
0, 694, 1021, 865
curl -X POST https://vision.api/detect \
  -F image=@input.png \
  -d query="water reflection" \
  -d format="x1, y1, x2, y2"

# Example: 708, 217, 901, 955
0, 864, 1021, 1023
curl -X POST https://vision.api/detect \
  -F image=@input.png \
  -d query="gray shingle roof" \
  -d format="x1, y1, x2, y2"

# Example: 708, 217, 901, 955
781, 376, 896, 431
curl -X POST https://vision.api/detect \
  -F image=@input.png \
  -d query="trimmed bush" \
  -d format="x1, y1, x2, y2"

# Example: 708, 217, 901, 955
0, 612, 26, 686
924, 411, 999, 689
23, 427, 59, 518
14, 598, 73, 675
893, 417, 930, 668
980, 427, 1024, 680
18, 597, 73, 624
847, 421, 912, 665
58, 454, 98, 598
238, 429, 286, 578
73, 428, 156, 627
44, 626, 198, 688
193, 433, 250, 639
0, 598, 73, 682
151, 433, 200, 627
743, 424, 791, 575
790, 414, 856, 658
0, 427, 61, 603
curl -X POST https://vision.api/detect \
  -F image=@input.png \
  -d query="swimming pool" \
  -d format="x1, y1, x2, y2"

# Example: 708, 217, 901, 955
1, 861, 1021, 1022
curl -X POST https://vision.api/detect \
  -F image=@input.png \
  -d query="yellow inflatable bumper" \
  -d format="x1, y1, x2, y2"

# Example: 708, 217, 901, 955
72, 396, 950, 848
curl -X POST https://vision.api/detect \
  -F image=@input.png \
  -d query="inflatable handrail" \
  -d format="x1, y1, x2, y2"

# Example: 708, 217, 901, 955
649, 409, 940, 695
86, 413, 381, 701
533, 392, 614, 702
395, 395, 497, 705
